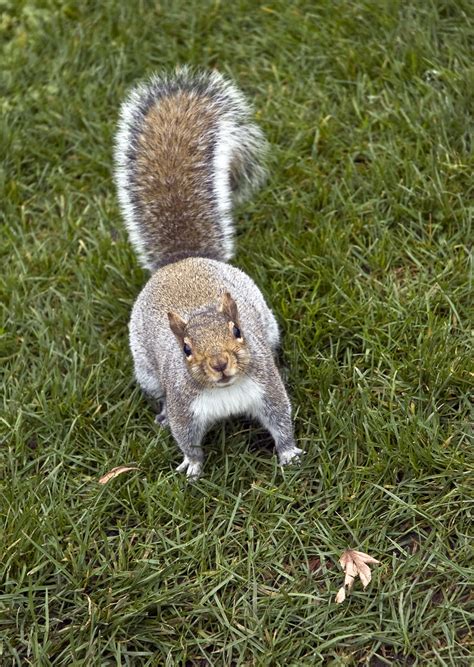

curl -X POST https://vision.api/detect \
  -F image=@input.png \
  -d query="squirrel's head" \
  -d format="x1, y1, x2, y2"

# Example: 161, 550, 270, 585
167, 293, 250, 388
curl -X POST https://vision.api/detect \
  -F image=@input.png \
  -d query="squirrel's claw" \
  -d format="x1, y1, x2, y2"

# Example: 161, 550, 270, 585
278, 446, 304, 466
176, 456, 203, 481
175, 458, 189, 473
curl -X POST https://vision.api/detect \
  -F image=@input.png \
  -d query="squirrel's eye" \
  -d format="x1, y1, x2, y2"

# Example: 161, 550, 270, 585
232, 325, 242, 339
183, 343, 192, 357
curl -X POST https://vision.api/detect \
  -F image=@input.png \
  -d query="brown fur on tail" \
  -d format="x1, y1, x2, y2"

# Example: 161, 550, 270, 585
114, 68, 267, 271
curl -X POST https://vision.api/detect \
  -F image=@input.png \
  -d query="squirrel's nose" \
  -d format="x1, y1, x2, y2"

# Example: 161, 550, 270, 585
210, 355, 228, 373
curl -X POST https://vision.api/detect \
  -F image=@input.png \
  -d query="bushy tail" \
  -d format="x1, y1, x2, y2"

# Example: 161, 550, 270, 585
114, 67, 267, 271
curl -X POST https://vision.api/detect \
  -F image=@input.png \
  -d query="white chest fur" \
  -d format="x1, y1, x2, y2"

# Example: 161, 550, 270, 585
191, 377, 264, 424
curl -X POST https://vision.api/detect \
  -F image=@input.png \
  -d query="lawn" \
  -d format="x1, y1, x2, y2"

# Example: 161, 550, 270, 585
1, 0, 473, 664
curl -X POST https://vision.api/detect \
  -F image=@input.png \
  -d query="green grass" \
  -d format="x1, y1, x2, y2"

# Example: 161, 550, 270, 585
1, 0, 473, 664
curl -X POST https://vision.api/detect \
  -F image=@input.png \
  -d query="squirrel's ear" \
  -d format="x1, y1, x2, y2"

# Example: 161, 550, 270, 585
167, 312, 187, 340
218, 292, 239, 322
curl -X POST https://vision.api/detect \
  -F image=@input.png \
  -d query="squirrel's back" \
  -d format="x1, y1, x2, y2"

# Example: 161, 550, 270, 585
114, 68, 267, 271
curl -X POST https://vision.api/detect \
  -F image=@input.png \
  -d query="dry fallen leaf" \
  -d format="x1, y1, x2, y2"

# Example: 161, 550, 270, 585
335, 548, 380, 603
98, 466, 139, 484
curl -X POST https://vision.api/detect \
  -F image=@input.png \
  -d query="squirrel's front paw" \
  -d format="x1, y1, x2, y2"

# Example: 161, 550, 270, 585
176, 456, 203, 481
278, 446, 304, 466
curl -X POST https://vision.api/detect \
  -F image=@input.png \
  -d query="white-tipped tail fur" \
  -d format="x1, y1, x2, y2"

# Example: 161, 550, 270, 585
114, 67, 268, 270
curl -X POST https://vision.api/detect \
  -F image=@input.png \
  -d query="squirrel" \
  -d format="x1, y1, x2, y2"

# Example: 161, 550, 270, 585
114, 67, 303, 479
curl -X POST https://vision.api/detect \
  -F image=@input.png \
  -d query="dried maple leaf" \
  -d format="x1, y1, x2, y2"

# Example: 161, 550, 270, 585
98, 466, 139, 484
335, 548, 380, 603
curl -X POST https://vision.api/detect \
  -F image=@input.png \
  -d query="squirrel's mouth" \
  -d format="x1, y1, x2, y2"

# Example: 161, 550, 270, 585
216, 374, 235, 386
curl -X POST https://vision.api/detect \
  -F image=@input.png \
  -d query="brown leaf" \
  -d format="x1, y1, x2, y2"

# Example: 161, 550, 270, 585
335, 548, 380, 603
98, 466, 139, 484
